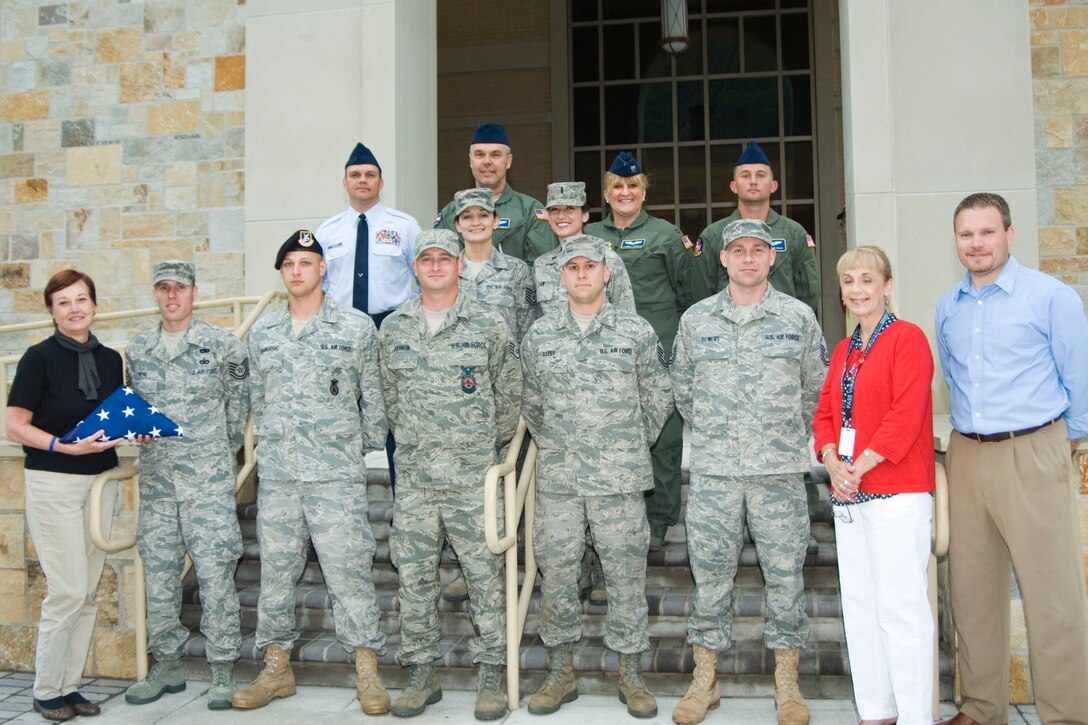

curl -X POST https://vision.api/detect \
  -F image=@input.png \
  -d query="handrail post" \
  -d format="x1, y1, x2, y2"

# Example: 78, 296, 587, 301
930, 461, 949, 719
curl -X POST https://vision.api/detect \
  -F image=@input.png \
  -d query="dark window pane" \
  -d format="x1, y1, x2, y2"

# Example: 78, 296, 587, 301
783, 140, 813, 199
639, 20, 671, 78
605, 83, 673, 144
572, 0, 599, 22
782, 73, 811, 136
680, 208, 708, 237
572, 26, 600, 83
705, 0, 774, 11
677, 80, 705, 142
675, 19, 704, 77
678, 145, 708, 205
647, 206, 676, 225
603, 24, 637, 80
642, 147, 675, 206
708, 78, 779, 139
576, 150, 604, 208
710, 144, 742, 205
602, 0, 658, 20
781, 0, 807, 9
573, 87, 602, 147
706, 17, 740, 74
780, 12, 809, 71
742, 15, 777, 72
783, 203, 815, 238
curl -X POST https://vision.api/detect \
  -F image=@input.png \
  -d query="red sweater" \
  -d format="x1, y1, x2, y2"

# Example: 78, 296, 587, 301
813, 320, 935, 495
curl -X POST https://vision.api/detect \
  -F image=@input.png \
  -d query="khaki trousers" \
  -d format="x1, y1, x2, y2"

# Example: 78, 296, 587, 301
946, 419, 1088, 725
24, 469, 117, 700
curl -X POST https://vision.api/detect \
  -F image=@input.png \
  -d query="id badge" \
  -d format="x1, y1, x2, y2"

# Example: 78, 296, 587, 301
838, 427, 856, 459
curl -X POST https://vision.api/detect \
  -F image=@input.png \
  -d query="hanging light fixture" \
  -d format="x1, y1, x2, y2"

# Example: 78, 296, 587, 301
660, 0, 689, 55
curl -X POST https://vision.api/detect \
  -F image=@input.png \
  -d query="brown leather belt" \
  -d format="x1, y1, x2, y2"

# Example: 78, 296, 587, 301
959, 416, 1061, 443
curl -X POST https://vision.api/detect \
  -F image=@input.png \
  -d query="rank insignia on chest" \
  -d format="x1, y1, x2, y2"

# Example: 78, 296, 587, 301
460, 366, 478, 394
620, 239, 646, 249
497, 218, 511, 229
771, 238, 786, 251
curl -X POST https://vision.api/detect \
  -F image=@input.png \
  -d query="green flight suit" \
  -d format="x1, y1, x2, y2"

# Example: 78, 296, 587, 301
585, 210, 692, 540
435, 185, 557, 265
690, 209, 821, 313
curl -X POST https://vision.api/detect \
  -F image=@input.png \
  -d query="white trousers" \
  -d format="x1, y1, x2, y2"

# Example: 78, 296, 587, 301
24, 469, 117, 700
834, 492, 933, 725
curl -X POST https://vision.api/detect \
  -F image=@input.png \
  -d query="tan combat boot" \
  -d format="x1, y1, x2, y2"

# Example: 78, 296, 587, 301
527, 644, 577, 715
390, 663, 442, 718
672, 645, 720, 724
617, 653, 657, 718
231, 645, 296, 709
354, 647, 389, 715
773, 649, 810, 725
473, 662, 507, 721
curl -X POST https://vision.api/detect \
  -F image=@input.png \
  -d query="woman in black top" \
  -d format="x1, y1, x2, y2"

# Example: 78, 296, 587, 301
5, 269, 123, 721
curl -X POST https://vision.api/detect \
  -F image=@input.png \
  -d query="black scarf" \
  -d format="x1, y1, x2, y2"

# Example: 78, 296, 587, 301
53, 329, 101, 400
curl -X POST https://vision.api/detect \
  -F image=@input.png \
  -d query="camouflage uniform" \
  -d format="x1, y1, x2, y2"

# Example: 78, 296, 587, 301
125, 320, 248, 664
247, 296, 387, 655
458, 248, 539, 342
691, 209, 821, 313
436, 185, 556, 265
670, 285, 826, 652
521, 302, 673, 653
585, 211, 692, 542
532, 238, 636, 316
378, 293, 521, 665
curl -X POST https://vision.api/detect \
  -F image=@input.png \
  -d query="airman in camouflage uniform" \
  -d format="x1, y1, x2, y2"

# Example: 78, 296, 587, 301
124, 261, 247, 710
233, 231, 390, 716
454, 188, 539, 342
434, 121, 556, 265
521, 237, 673, 719
585, 152, 693, 552
378, 229, 521, 721
533, 182, 635, 316
670, 219, 827, 725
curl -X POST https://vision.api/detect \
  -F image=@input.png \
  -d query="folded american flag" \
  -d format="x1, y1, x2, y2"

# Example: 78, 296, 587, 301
60, 385, 181, 443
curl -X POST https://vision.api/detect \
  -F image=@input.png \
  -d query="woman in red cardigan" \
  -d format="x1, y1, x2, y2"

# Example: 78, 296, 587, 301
813, 246, 935, 725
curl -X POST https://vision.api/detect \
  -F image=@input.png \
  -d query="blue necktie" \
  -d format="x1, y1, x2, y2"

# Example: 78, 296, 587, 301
353, 213, 369, 313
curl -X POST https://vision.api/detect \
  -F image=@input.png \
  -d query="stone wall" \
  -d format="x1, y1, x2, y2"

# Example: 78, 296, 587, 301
0, 0, 247, 355
1032, 0, 1088, 305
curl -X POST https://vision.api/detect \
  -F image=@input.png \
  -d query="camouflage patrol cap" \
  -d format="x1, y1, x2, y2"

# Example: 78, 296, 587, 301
453, 188, 495, 217
546, 181, 587, 209
559, 234, 607, 266
152, 260, 195, 286
722, 219, 773, 249
414, 228, 462, 260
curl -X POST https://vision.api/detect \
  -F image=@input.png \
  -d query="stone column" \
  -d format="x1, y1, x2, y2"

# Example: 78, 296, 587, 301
243, 0, 437, 295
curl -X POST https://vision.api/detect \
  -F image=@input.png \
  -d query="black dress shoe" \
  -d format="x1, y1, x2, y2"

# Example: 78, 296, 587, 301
33, 697, 75, 722
64, 692, 101, 717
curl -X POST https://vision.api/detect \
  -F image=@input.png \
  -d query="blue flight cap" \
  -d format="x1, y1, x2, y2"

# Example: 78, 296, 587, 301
470, 122, 510, 146
346, 142, 381, 171
608, 151, 642, 177
736, 141, 771, 166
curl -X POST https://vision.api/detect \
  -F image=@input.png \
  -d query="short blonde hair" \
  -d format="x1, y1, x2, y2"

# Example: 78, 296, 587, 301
602, 171, 650, 199
836, 245, 899, 332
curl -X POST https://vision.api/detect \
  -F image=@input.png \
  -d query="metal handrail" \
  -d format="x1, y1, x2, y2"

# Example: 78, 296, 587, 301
2, 291, 286, 681
483, 418, 538, 710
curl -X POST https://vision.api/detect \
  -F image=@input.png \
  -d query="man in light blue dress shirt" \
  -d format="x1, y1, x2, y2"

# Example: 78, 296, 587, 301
320, 142, 421, 488
935, 192, 1088, 725
321, 142, 421, 329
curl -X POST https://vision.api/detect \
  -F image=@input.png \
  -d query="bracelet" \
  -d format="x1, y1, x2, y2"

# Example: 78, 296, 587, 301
862, 448, 880, 464
819, 445, 836, 461
48, 436, 57, 454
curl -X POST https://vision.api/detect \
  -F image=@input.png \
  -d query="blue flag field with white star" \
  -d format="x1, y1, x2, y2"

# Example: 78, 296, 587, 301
60, 385, 182, 443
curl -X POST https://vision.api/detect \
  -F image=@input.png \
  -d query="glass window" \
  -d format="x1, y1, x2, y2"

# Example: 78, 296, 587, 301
783, 74, 812, 136
602, 0, 659, 21
678, 145, 709, 205
572, 26, 600, 83
603, 24, 637, 80
639, 20, 671, 79
708, 78, 779, 139
780, 12, 810, 71
706, 17, 741, 74
676, 80, 706, 142
572, 87, 601, 147
575, 150, 604, 208
605, 83, 673, 145
642, 147, 676, 206
783, 140, 814, 200
742, 15, 778, 72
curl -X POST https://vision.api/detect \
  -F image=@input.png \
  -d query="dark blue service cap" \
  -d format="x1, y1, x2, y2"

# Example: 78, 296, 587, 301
274, 229, 324, 270
470, 121, 510, 146
736, 141, 771, 166
346, 142, 381, 170
608, 151, 642, 177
